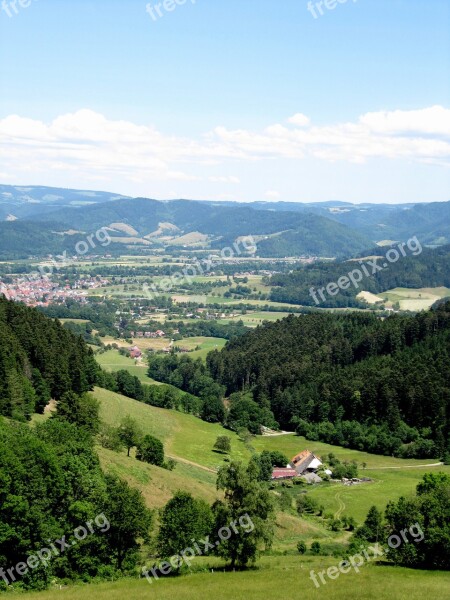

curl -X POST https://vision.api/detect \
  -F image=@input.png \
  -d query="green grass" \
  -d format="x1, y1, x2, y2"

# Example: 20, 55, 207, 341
289, 466, 450, 524
95, 349, 163, 385
95, 388, 446, 522
253, 434, 439, 469
26, 556, 450, 600
177, 336, 227, 360
224, 311, 294, 327
97, 446, 217, 510
23, 384, 450, 598
95, 387, 250, 470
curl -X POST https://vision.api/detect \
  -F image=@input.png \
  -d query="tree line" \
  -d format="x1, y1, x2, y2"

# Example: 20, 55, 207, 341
269, 244, 450, 307
207, 304, 450, 459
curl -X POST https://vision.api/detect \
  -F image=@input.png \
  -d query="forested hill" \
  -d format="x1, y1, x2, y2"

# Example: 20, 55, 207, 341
0, 296, 99, 420
269, 243, 450, 307
207, 304, 450, 459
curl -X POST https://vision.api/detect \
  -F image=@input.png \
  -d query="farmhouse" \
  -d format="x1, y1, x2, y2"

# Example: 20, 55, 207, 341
270, 449, 324, 482
290, 450, 323, 475
129, 346, 142, 359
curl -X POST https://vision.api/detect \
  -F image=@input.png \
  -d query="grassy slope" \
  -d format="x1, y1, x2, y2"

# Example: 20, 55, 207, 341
95, 388, 449, 524
27, 388, 450, 598
97, 446, 218, 510
95, 350, 163, 384
27, 557, 450, 600
95, 387, 250, 469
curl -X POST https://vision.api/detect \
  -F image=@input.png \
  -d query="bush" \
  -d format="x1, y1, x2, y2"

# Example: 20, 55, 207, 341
297, 541, 307, 554
296, 494, 319, 515
310, 541, 322, 555
164, 458, 177, 471
213, 435, 231, 454
330, 518, 341, 531
98, 423, 123, 451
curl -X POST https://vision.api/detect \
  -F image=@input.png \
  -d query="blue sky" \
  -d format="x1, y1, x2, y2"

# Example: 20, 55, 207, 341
0, 0, 449, 203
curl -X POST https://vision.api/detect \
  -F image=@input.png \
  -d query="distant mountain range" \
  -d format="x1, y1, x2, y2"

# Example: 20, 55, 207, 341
0, 184, 449, 259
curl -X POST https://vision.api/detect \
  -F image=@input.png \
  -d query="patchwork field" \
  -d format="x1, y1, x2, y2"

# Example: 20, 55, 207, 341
381, 287, 450, 311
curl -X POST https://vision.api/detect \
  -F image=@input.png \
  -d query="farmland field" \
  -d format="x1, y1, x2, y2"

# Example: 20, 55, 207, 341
95, 349, 163, 384
381, 287, 450, 310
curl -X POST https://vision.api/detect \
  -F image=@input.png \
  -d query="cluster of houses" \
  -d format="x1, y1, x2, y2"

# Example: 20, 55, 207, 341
128, 330, 166, 338
271, 450, 332, 483
0, 277, 105, 307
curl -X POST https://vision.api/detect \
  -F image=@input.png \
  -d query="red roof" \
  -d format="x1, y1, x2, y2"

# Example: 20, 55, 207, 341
271, 468, 297, 479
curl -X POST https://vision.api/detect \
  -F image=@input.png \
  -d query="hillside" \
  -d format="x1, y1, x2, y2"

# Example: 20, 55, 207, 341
215, 199, 450, 246
24, 197, 370, 258
0, 296, 99, 420
1, 185, 450, 260
269, 243, 450, 307
94, 385, 448, 527
0, 184, 129, 218
207, 304, 450, 458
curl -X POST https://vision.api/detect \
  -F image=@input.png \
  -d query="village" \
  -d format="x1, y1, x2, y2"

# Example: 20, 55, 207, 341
0, 275, 110, 307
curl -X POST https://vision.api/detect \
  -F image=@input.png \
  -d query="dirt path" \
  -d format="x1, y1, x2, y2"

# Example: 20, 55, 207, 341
262, 431, 295, 437
368, 462, 443, 470
168, 455, 217, 474
334, 492, 346, 519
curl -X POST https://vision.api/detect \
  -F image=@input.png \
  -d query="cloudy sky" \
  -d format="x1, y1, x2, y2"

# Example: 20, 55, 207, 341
0, 0, 449, 203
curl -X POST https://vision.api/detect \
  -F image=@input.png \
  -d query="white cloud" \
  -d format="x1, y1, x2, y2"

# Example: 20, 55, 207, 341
359, 105, 450, 136
209, 175, 240, 184
288, 113, 311, 127
0, 106, 448, 190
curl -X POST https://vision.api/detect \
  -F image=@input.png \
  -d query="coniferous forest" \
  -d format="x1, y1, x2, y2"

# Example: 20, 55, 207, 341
0, 296, 99, 421
207, 303, 450, 459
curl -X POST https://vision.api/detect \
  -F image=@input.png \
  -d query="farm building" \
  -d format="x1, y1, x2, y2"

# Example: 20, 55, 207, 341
129, 346, 142, 359
290, 450, 322, 475
271, 468, 298, 480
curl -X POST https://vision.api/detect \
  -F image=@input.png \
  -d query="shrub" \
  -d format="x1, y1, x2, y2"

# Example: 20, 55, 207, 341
310, 541, 321, 555
297, 541, 307, 554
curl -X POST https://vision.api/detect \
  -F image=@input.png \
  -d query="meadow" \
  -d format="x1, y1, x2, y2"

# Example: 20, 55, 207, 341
95, 387, 447, 526
25, 385, 450, 599
25, 556, 450, 600
381, 286, 450, 311
95, 349, 163, 384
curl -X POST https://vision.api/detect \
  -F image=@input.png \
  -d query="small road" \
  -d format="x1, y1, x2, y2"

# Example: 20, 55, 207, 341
168, 455, 217, 474
367, 462, 444, 470
261, 431, 295, 437
334, 492, 346, 519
